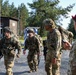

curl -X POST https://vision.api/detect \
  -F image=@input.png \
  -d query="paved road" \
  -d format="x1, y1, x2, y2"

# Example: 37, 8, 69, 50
0, 50, 70, 75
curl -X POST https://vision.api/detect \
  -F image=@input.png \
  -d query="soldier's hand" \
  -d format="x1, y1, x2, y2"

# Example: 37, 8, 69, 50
52, 58, 57, 65
23, 50, 26, 55
63, 42, 72, 50
16, 54, 20, 58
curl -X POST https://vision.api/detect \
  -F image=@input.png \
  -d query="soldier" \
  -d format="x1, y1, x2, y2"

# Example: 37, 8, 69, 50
23, 29, 40, 73
0, 27, 22, 75
43, 18, 62, 75
67, 15, 76, 75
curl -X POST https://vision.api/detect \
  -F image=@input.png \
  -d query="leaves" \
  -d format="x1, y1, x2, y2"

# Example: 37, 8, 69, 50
28, 0, 74, 36
1, 0, 29, 35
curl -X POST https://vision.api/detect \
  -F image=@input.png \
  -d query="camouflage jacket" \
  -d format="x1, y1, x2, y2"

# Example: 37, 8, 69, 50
47, 29, 62, 56
67, 41, 76, 75
69, 41, 76, 67
0, 36, 21, 56
24, 36, 39, 53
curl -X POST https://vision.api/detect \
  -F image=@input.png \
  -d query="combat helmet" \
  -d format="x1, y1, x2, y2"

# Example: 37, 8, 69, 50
43, 18, 56, 29
4, 26, 12, 33
27, 29, 35, 33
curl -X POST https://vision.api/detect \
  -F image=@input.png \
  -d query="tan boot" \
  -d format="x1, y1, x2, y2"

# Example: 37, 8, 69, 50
6, 71, 13, 75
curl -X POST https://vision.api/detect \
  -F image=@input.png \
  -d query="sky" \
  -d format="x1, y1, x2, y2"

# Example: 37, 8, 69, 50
5, 0, 76, 29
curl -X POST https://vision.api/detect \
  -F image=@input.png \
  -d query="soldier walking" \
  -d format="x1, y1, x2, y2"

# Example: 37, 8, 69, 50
43, 18, 62, 75
23, 29, 40, 73
0, 27, 22, 75
67, 15, 76, 75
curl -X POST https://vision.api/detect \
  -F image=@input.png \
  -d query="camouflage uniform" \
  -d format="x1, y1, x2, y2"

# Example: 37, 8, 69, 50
24, 33, 39, 72
67, 41, 76, 75
43, 19, 62, 75
67, 17, 76, 75
0, 27, 21, 75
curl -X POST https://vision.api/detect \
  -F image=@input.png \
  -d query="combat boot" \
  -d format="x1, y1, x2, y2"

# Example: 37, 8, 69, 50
35, 66, 38, 72
29, 70, 32, 73
6, 71, 13, 75
29, 70, 35, 73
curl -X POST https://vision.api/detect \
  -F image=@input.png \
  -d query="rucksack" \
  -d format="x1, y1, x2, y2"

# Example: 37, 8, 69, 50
11, 32, 19, 42
57, 26, 73, 49
35, 34, 43, 51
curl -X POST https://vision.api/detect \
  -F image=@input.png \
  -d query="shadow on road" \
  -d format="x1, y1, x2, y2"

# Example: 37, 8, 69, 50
0, 72, 5, 75
14, 71, 31, 75
0, 71, 31, 75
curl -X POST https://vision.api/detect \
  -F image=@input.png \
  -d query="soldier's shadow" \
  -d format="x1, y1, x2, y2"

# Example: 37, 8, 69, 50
0, 71, 30, 75
14, 71, 30, 75
0, 72, 5, 75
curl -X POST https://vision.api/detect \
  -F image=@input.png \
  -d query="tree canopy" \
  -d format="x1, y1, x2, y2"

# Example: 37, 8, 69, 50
68, 19, 76, 39
28, 0, 75, 36
1, 0, 75, 36
1, 0, 29, 35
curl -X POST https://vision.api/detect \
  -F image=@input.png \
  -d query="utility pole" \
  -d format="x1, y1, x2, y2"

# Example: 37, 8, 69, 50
18, 8, 20, 36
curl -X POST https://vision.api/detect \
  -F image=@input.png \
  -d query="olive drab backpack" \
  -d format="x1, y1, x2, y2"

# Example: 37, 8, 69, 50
35, 34, 43, 51
11, 32, 19, 41
57, 26, 73, 49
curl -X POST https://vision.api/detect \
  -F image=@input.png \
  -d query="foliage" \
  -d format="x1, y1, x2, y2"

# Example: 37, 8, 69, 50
1, 0, 29, 35
67, 19, 76, 39
28, 0, 75, 36
1, 0, 10, 16
18, 3, 29, 35
1, 0, 75, 37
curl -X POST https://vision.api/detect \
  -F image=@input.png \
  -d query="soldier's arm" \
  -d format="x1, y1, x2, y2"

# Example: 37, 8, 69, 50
24, 38, 29, 50
14, 39, 22, 57
54, 30, 62, 52
23, 39, 29, 55
50, 30, 61, 59
36, 38, 40, 53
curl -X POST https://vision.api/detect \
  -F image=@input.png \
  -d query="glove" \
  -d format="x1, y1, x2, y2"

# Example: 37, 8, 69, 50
72, 15, 76, 22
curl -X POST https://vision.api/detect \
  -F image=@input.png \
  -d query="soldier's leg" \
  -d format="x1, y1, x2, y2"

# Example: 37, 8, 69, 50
45, 51, 52, 75
52, 54, 61, 75
4, 59, 14, 75
52, 64, 59, 75
33, 54, 38, 71
27, 55, 34, 72
4, 56, 15, 75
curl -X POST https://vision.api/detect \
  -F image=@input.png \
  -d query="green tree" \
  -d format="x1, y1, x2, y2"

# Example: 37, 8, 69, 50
1, 1, 29, 36
1, 0, 10, 17
9, 3, 18, 18
18, 3, 29, 35
28, 0, 75, 36
68, 19, 76, 39
0, 0, 3, 16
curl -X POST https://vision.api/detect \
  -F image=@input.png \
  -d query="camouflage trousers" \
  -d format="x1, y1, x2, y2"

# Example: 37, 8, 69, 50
67, 63, 76, 75
4, 55, 15, 75
45, 50, 61, 75
27, 53, 38, 72
67, 41, 76, 75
